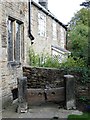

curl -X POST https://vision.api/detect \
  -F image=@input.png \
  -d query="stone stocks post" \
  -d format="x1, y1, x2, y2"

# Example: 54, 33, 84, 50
17, 77, 27, 113
64, 75, 76, 110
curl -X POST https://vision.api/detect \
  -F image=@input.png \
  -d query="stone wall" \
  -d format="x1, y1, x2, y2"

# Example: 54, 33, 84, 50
23, 66, 65, 89
76, 83, 90, 100
0, 1, 30, 106
23, 66, 65, 105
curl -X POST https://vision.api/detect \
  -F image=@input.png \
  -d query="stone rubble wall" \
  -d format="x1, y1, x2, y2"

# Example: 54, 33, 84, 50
23, 66, 65, 105
76, 83, 90, 100
23, 67, 76, 109
23, 66, 65, 89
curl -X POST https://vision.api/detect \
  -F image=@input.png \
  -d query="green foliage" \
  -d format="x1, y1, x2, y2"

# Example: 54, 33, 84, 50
60, 56, 86, 68
59, 57, 90, 84
68, 8, 88, 29
65, 66, 89, 84
79, 96, 90, 104
68, 24, 88, 62
29, 48, 41, 67
67, 8, 89, 64
28, 48, 60, 68
42, 56, 60, 68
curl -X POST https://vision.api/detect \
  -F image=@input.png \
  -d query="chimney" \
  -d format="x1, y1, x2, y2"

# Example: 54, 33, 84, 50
39, 0, 48, 9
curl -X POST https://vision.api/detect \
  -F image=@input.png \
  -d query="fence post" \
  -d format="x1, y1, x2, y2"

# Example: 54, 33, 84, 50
64, 75, 76, 110
17, 77, 27, 113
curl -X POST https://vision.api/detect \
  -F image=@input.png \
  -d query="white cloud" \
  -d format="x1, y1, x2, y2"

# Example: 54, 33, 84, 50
48, 0, 84, 24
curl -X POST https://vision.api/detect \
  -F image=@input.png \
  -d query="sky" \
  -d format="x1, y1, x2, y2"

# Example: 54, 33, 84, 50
48, 0, 84, 24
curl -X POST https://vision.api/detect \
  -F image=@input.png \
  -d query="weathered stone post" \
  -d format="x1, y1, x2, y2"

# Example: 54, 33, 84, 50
17, 77, 27, 113
64, 75, 76, 110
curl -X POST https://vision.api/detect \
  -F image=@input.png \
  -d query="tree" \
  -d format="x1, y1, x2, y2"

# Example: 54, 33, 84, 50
67, 8, 89, 64
80, 0, 90, 7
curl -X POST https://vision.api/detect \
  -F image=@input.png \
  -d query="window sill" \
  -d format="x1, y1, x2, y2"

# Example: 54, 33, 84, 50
8, 61, 21, 67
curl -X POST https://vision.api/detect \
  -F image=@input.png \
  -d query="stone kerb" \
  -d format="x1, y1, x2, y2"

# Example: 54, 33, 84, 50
64, 75, 76, 110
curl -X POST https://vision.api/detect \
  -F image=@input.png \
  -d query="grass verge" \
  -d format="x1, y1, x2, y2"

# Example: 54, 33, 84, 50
68, 112, 90, 120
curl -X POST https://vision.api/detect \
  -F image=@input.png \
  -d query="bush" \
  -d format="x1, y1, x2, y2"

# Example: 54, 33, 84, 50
60, 56, 86, 68
42, 56, 60, 68
61, 66, 89, 84
59, 56, 90, 84
29, 49, 40, 67
28, 48, 60, 68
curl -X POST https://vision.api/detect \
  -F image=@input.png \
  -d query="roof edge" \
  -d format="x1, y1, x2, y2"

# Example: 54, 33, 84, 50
31, 0, 67, 30
51, 45, 71, 54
